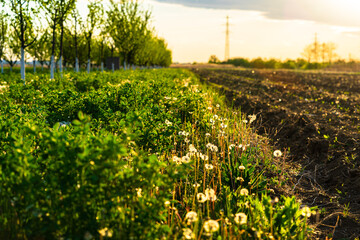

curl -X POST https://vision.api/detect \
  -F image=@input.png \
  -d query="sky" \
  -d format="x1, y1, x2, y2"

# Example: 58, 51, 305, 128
80, 0, 360, 63
143, 0, 360, 63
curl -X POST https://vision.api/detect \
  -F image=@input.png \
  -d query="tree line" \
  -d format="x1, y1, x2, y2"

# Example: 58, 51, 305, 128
210, 34, 342, 70
0, 0, 172, 82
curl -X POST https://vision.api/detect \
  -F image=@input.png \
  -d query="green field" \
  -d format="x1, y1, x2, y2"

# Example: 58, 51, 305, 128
0, 69, 312, 239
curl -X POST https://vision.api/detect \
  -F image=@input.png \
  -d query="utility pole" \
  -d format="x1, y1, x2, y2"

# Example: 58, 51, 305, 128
225, 16, 230, 61
314, 33, 318, 63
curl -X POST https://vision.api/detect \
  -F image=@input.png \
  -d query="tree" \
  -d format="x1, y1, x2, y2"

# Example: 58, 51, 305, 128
326, 42, 337, 63
58, 0, 76, 74
28, 28, 52, 71
84, 0, 104, 73
107, 0, 151, 68
0, 11, 8, 74
42, 0, 76, 78
301, 44, 313, 63
208, 55, 220, 64
7, 0, 38, 83
4, 27, 21, 72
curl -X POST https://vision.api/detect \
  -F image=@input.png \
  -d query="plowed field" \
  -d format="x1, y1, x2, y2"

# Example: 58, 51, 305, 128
192, 68, 360, 239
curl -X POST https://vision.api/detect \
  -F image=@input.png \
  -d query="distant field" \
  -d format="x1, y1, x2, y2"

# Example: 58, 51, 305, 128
193, 68, 360, 238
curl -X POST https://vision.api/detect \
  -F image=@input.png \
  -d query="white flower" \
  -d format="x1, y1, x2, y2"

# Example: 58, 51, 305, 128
165, 119, 172, 126
216, 104, 220, 108
197, 193, 207, 202
200, 153, 209, 161
301, 206, 312, 217
205, 133, 211, 137
182, 155, 191, 163
220, 123, 227, 129
205, 188, 217, 202
173, 156, 182, 164
183, 228, 195, 239
206, 143, 218, 152
228, 144, 235, 150
240, 188, 249, 196
248, 114, 256, 123
209, 118, 215, 124
205, 164, 214, 170
203, 220, 219, 232
239, 165, 245, 171
234, 212, 247, 225
185, 211, 198, 223
208, 107, 212, 110
213, 114, 219, 119
184, 138, 190, 143
273, 150, 282, 157
189, 144, 197, 153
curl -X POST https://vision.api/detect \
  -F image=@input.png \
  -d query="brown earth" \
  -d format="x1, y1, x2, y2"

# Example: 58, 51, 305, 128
191, 68, 360, 239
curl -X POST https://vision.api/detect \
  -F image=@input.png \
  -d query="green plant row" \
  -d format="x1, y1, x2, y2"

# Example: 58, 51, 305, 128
0, 69, 312, 239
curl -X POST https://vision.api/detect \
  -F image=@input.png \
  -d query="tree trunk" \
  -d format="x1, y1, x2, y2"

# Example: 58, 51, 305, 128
112, 63, 114, 72
59, 56, 63, 77
59, 20, 64, 74
87, 59, 90, 73
76, 57, 79, 72
101, 62, 104, 72
50, 55, 55, 79
33, 59, 36, 73
1, 59, 3, 74
21, 47, 25, 84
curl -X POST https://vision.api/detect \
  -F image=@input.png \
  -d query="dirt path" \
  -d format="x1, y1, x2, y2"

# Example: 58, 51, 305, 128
192, 68, 360, 239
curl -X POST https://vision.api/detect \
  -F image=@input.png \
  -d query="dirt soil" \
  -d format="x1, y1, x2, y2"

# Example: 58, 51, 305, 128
191, 68, 360, 239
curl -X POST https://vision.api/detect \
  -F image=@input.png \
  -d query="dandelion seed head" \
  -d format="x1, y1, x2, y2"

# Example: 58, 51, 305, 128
197, 193, 207, 203
239, 165, 245, 171
203, 220, 219, 233
172, 156, 182, 165
182, 155, 191, 163
205, 188, 217, 202
301, 206, 312, 217
205, 164, 214, 170
273, 150, 282, 157
165, 119, 172, 126
185, 211, 198, 224
240, 188, 249, 196
183, 228, 195, 239
234, 212, 247, 225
